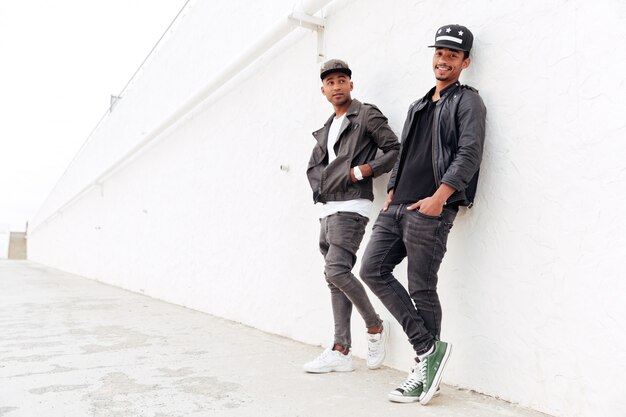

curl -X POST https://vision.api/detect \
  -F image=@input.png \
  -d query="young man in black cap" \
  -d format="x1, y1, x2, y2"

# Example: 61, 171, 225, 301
360, 25, 486, 404
303, 59, 400, 373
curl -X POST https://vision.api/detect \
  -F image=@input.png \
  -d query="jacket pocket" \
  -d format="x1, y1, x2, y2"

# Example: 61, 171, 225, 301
320, 159, 350, 195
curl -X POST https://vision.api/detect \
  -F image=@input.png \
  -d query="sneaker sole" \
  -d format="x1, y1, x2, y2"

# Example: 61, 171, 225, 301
388, 387, 440, 403
303, 365, 354, 373
367, 319, 389, 370
419, 343, 451, 405
387, 392, 420, 403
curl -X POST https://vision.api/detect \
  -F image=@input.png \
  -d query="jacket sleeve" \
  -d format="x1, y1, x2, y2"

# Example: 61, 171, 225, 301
386, 144, 402, 192
365, 106, 400, 178
440, 91, 486, 191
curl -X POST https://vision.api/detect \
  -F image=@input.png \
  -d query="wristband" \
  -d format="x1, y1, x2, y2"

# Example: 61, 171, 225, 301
353, 166, 364, 181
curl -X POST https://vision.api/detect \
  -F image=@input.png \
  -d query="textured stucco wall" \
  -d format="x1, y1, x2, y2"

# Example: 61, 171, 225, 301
29, 1, 626, 416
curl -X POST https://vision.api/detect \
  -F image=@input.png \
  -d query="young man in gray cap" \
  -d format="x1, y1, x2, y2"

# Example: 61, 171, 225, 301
360, 25, 486, 404
303, 59, 400, 373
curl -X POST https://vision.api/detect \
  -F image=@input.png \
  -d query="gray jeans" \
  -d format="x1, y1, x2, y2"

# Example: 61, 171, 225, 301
319, 212, 382, 349
360, 204, 456, 355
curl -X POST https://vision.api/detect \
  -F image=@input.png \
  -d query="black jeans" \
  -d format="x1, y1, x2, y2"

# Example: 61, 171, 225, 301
319, 212, 381, 349
360, 204, 456, 355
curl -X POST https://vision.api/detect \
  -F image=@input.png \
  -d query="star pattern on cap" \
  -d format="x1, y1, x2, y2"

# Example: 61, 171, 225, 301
446, 27, 451, 33
438, 29, 442, 34
458, 30, 464, 36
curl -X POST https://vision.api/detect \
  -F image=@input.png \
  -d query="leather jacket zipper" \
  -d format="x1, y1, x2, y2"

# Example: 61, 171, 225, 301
431, 101, 441, 186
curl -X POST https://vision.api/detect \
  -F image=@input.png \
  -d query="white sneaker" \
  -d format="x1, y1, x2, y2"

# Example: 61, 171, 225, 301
303, 348, 354, 373
366, 319, 389, 369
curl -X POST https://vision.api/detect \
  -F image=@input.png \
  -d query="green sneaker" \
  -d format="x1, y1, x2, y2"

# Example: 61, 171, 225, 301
419, 340, 452, 405
388, 362, 423, 403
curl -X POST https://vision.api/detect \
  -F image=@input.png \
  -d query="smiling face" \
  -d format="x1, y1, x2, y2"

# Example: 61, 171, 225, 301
432, 47, 470, 85
321, 72, 353, 110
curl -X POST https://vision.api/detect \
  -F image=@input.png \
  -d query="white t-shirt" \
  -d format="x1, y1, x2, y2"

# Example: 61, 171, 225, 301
319, 114, 373, 219
326, 114, 345, 164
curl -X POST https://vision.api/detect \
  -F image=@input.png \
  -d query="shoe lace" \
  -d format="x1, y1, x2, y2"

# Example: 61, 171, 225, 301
315, 347, 344, 364
418, 357, 427, 382
317, 348, 334, 362
398, 364, 424, 391
367, 335, 382, 355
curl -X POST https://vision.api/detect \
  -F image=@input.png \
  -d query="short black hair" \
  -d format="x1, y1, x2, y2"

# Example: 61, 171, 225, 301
463, 51, 470, 59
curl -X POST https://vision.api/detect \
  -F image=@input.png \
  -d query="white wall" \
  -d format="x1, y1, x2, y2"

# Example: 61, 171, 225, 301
28, 1, 626, 417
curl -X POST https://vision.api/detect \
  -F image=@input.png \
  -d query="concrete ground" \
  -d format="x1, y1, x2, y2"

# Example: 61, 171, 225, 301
0, 261, 551, 417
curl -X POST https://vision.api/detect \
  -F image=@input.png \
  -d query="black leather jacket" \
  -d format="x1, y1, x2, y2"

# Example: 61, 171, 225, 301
388, 82, 486, 207
307, 99, 400, 203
